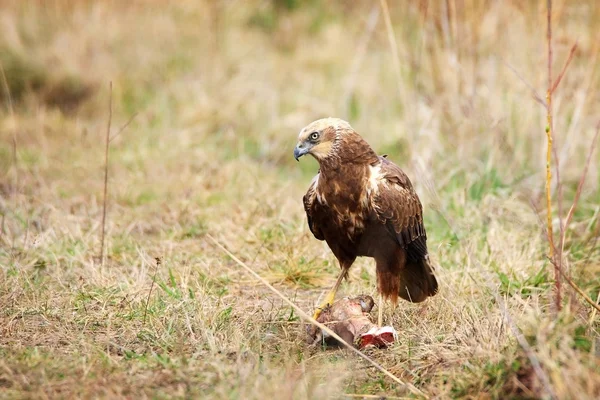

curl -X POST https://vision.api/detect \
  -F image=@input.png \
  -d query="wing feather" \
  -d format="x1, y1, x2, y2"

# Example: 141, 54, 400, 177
303, 173, 325, 241
371, 157, 427, 261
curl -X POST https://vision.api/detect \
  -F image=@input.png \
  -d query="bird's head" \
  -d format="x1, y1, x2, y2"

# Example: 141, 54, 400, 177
294, 117, 353, 162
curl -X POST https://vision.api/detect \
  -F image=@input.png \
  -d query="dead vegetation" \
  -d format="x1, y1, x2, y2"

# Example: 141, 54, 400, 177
1, 1, 599, 398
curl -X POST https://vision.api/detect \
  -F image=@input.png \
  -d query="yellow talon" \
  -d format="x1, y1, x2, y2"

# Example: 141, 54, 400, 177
313, 287, 338, 320
312, 266, 348, 321
312, 307, 324, 320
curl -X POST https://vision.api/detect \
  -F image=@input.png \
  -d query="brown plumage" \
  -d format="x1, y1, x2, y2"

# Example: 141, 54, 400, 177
294, 118, 437, 320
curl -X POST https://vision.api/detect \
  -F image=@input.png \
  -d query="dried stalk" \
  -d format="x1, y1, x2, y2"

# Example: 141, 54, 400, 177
551, 43, 578, 94
99, 83, 137, 265
503, 61, 547, 108
552, 43, 579, 261
560, 122, 600, 257
207, 234, 427, 398
100, 82, 113, 266
549, 257, 600, 313
144, 257, 161, 325
109, 112, 138, 144
545, 0, 561, 311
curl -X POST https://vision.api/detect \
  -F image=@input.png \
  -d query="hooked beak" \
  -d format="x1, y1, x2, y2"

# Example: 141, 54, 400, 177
294, 143, 310, 161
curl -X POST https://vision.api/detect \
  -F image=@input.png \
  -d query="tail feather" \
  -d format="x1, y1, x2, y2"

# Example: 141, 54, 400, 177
398, 255, 438, 303
377, 253, 438, 304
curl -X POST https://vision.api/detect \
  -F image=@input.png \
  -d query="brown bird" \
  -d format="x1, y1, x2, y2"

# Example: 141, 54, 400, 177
294, 118, 438, 325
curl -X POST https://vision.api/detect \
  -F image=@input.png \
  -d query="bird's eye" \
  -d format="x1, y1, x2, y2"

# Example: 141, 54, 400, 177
309, 132, 319, 141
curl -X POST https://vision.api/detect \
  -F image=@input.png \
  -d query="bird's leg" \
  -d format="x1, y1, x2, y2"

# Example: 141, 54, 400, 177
378, 292, 384, 327
313, 266, 348, 320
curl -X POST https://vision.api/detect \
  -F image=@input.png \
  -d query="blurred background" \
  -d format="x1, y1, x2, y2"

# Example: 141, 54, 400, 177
2, 1, 599, 199
1, 1, 599, 398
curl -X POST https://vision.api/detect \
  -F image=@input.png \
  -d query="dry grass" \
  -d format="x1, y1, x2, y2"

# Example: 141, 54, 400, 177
1, 0, 600, 398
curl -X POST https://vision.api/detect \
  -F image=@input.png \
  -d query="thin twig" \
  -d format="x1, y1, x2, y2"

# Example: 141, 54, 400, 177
531, 192, 600, 316
502, 57, 560, 242
552, 46, 580, 250
545, 0, 561, 311
589, 289, 600, 325
547, 0, 553, 101
99, 84, 136, 265
100, 82, 113, 266
560, 121, 600, 257
549, 257, 600, 313
503, 61, 547, 108
109, 112, 138, 143
551, 42, 578, 94
554, 142, 564, 273
144, 257, 161, 325
207, 234, 427, 399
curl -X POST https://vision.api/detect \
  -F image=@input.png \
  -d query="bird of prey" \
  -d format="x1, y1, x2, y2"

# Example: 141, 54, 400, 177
294, 118, 438, 326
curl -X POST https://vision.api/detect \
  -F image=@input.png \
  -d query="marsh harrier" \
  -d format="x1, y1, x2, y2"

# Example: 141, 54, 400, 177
294, 118, 438, 325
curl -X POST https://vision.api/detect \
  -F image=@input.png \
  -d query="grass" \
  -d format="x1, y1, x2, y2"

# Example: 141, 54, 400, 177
1, 0, 600, 398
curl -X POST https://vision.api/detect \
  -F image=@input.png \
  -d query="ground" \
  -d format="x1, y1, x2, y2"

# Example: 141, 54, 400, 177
1, 1, 599, 399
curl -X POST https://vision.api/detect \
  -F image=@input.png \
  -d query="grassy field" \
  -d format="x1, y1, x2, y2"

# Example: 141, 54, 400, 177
1, 1, 600, 398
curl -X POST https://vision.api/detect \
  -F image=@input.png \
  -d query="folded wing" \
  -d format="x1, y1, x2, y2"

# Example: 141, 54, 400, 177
303, 173, 325, 241
371, 157, 427, 261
